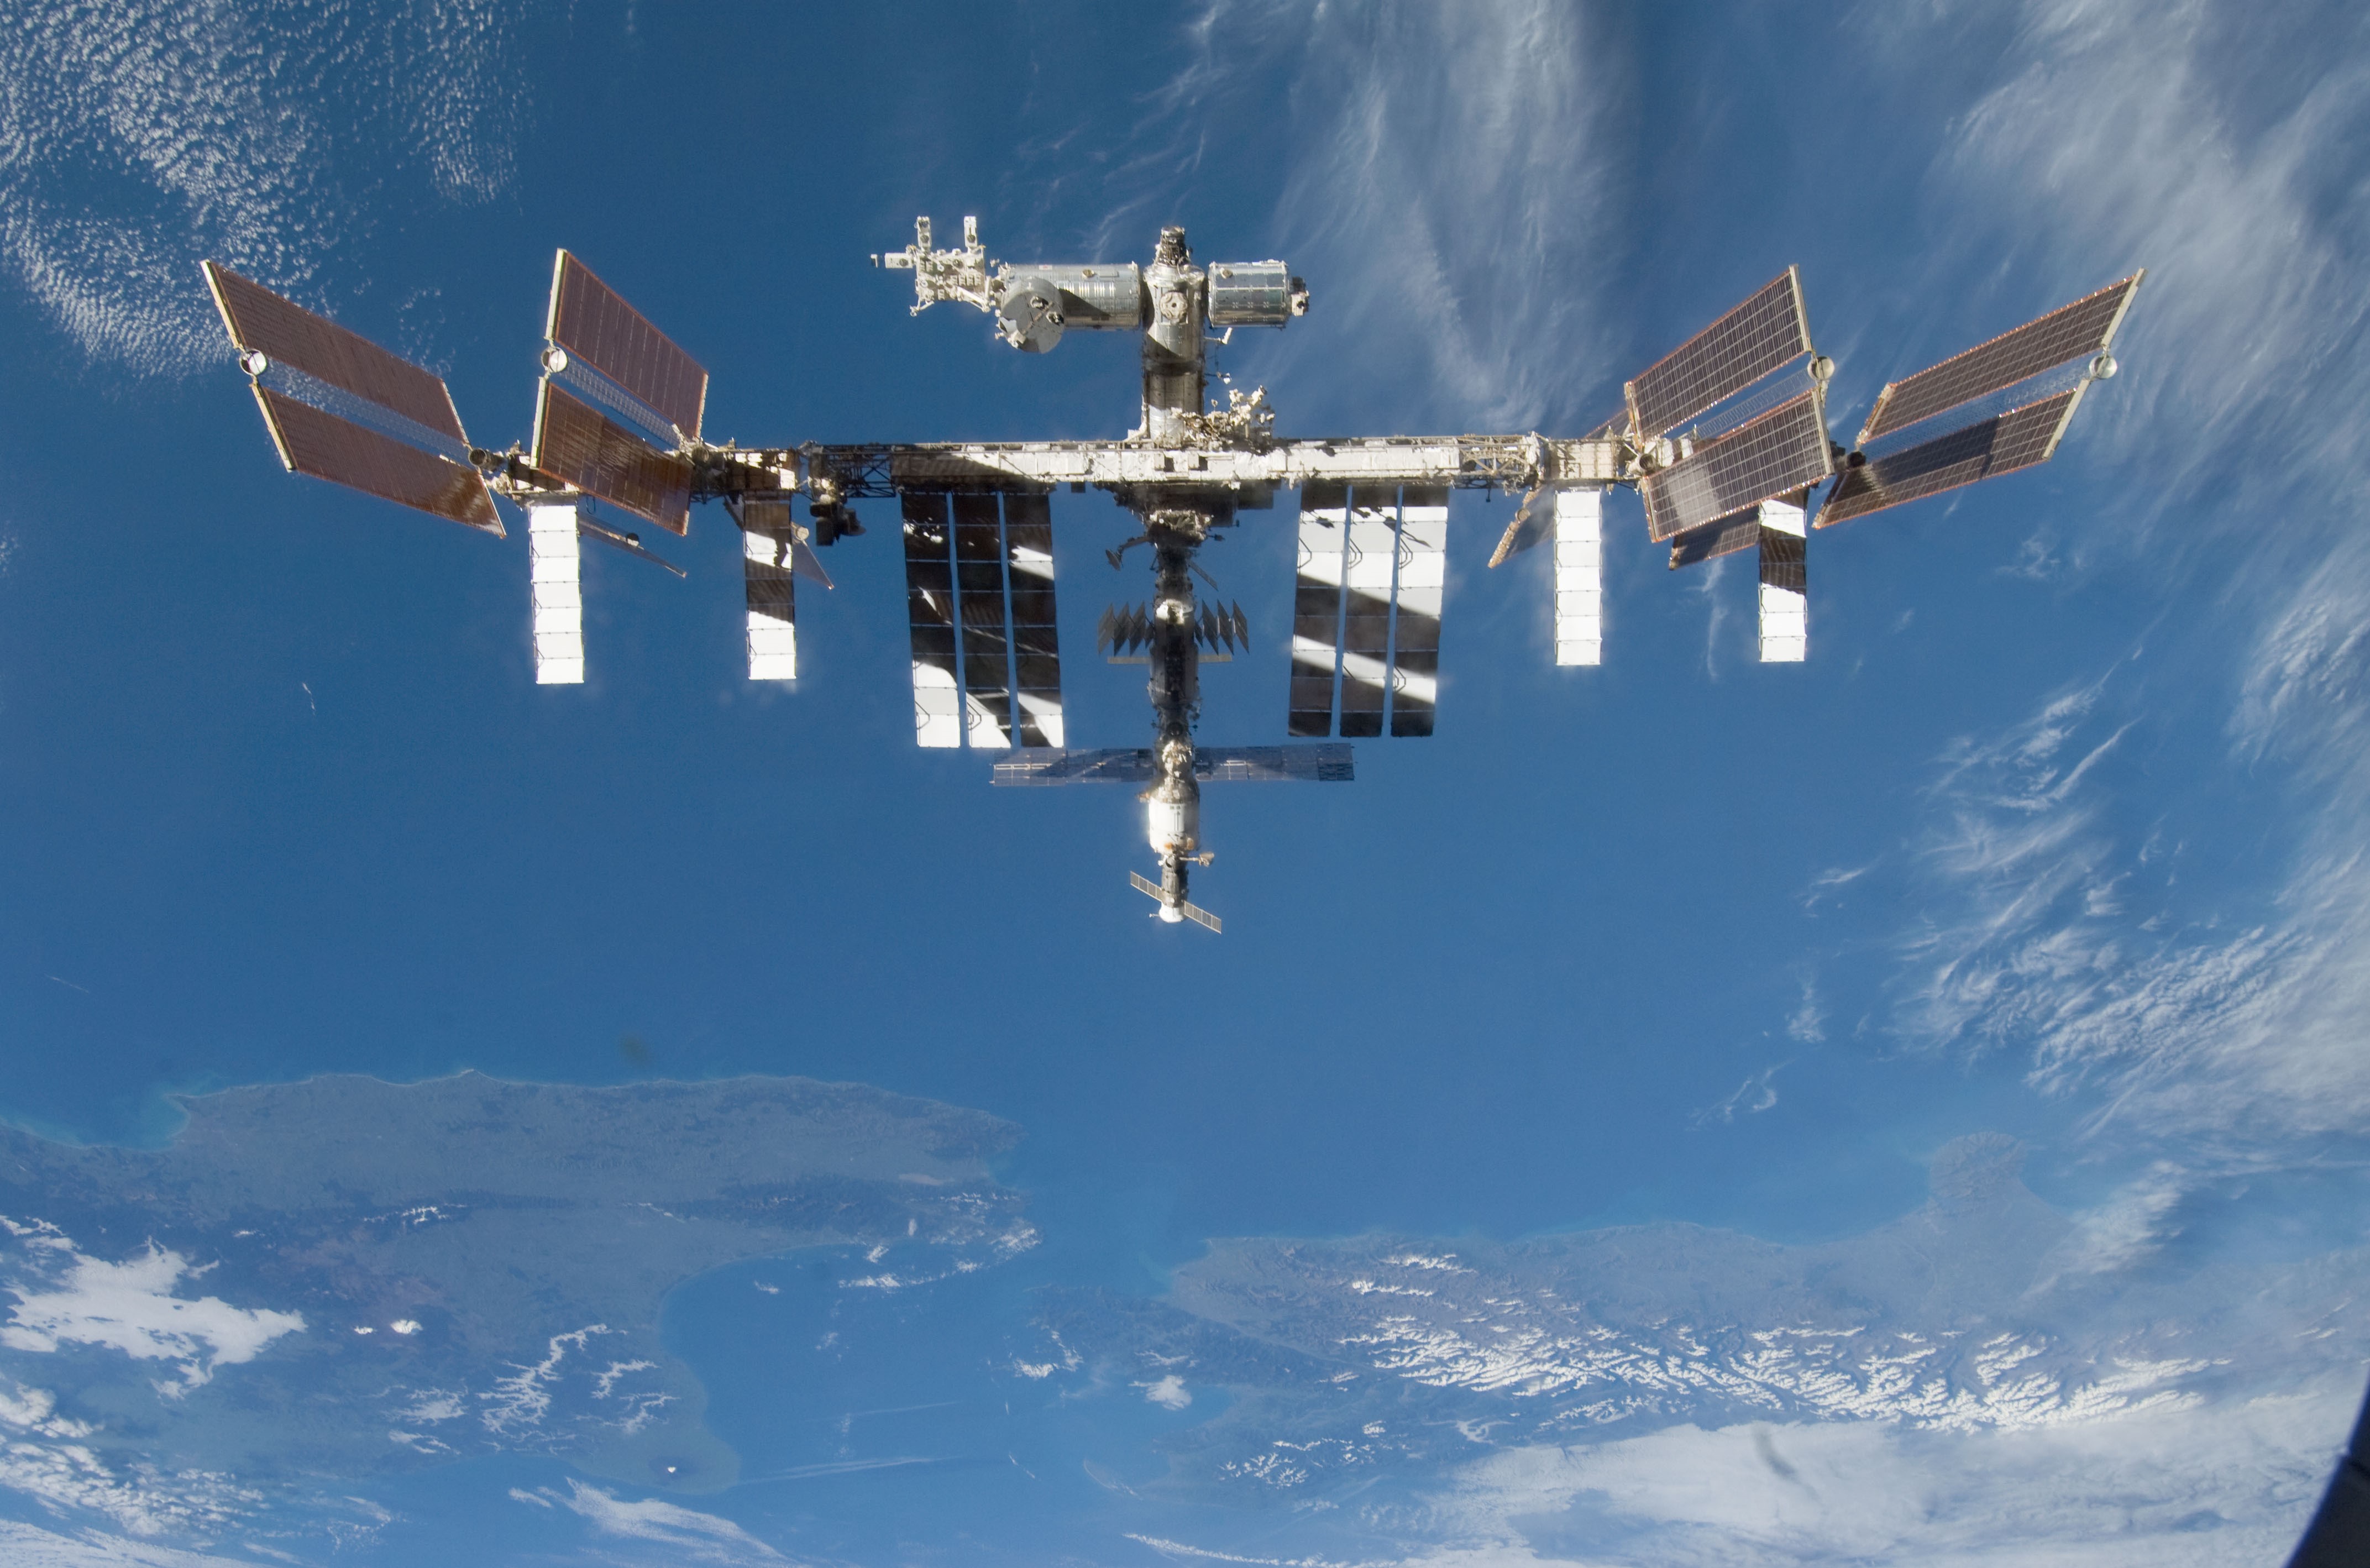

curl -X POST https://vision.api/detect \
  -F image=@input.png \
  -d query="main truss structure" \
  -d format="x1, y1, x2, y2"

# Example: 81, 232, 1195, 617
201, 218, 2144, 929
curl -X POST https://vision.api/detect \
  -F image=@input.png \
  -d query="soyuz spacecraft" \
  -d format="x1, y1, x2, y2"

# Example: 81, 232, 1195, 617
201, 221, 2143, 931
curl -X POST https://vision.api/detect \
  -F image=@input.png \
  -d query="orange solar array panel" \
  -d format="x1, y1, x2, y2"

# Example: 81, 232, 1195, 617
1639, 390, 1833, 542
546, 251, 708, 439
254, 389, 500, 533
531, 382, 693, 534
205, 263, 468, 445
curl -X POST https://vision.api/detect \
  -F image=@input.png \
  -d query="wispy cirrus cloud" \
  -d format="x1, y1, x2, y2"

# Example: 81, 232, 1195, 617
1791, 0, 2370, 1163
0, 1373, 261, 1539
1884, 0, 2370, 518
1868, 667, 2370, 1155
0, 1518, 261, 1566
514, 1479, 789, 1565
1691, 1064, 1785, 1128
1080, 0, 1628, 433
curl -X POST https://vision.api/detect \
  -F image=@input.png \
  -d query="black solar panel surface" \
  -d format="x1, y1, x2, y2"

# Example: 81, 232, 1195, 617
900, 491, 959, 691
1002, 492, 1062, 748
1820, 391, 2078, 527
1860, 275, 2140, 442
1759, 525, 1806, 593
1626, 270, 1810, 438
1665, 508, 1763, 570
740, 499, 796, 636
1641, 391, 1832, 541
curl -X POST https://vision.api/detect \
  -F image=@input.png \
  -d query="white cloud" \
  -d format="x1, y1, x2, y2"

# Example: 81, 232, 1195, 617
0, 1370, 265, 1538
1785, 981, 1824, 1045
1813, 0, 2370, 1167
1690, 1065, 1785, 1128
0, 1218, 305, 1395
479, 1324, 610, 1435
1126, 1534, 1383, 1568
395, 1387, 464, 1424
0, 0, 539, 375
0, 1519, 260, 1566
1915, 0, 2370, 507
2039, 1162, 2192, 1282
0, 1430, 260, 1540
1415, 1376, 2352, 1567
1140, 1373, 1194, 1410
1107, 0, 1623, 433
0, 1377, 92, 1439
1876, 670, 2370, 1154
526, 1479, 788, 1564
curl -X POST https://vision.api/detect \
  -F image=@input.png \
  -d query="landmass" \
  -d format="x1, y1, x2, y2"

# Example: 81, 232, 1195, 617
1031, 1134, 2370, 1503
0, 1069, 1035, 1534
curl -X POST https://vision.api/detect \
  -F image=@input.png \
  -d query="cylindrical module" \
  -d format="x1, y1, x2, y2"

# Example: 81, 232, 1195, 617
1204, 261, 1298, 326
1139, 228, 1205, 444
1145, 793, 1199, 856
1003, 264, 1146, 330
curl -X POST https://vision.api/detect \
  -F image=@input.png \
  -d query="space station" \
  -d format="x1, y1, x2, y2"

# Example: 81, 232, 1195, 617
201, 223, 2143, 931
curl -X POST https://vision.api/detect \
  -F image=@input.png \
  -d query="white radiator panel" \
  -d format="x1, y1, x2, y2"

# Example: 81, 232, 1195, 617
1553, 488, 1602, 667
1758, 498, 1807, 664
528, 501, 584, 685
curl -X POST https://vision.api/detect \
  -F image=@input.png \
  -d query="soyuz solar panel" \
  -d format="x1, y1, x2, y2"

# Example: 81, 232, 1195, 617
991, 744, 1354, 786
